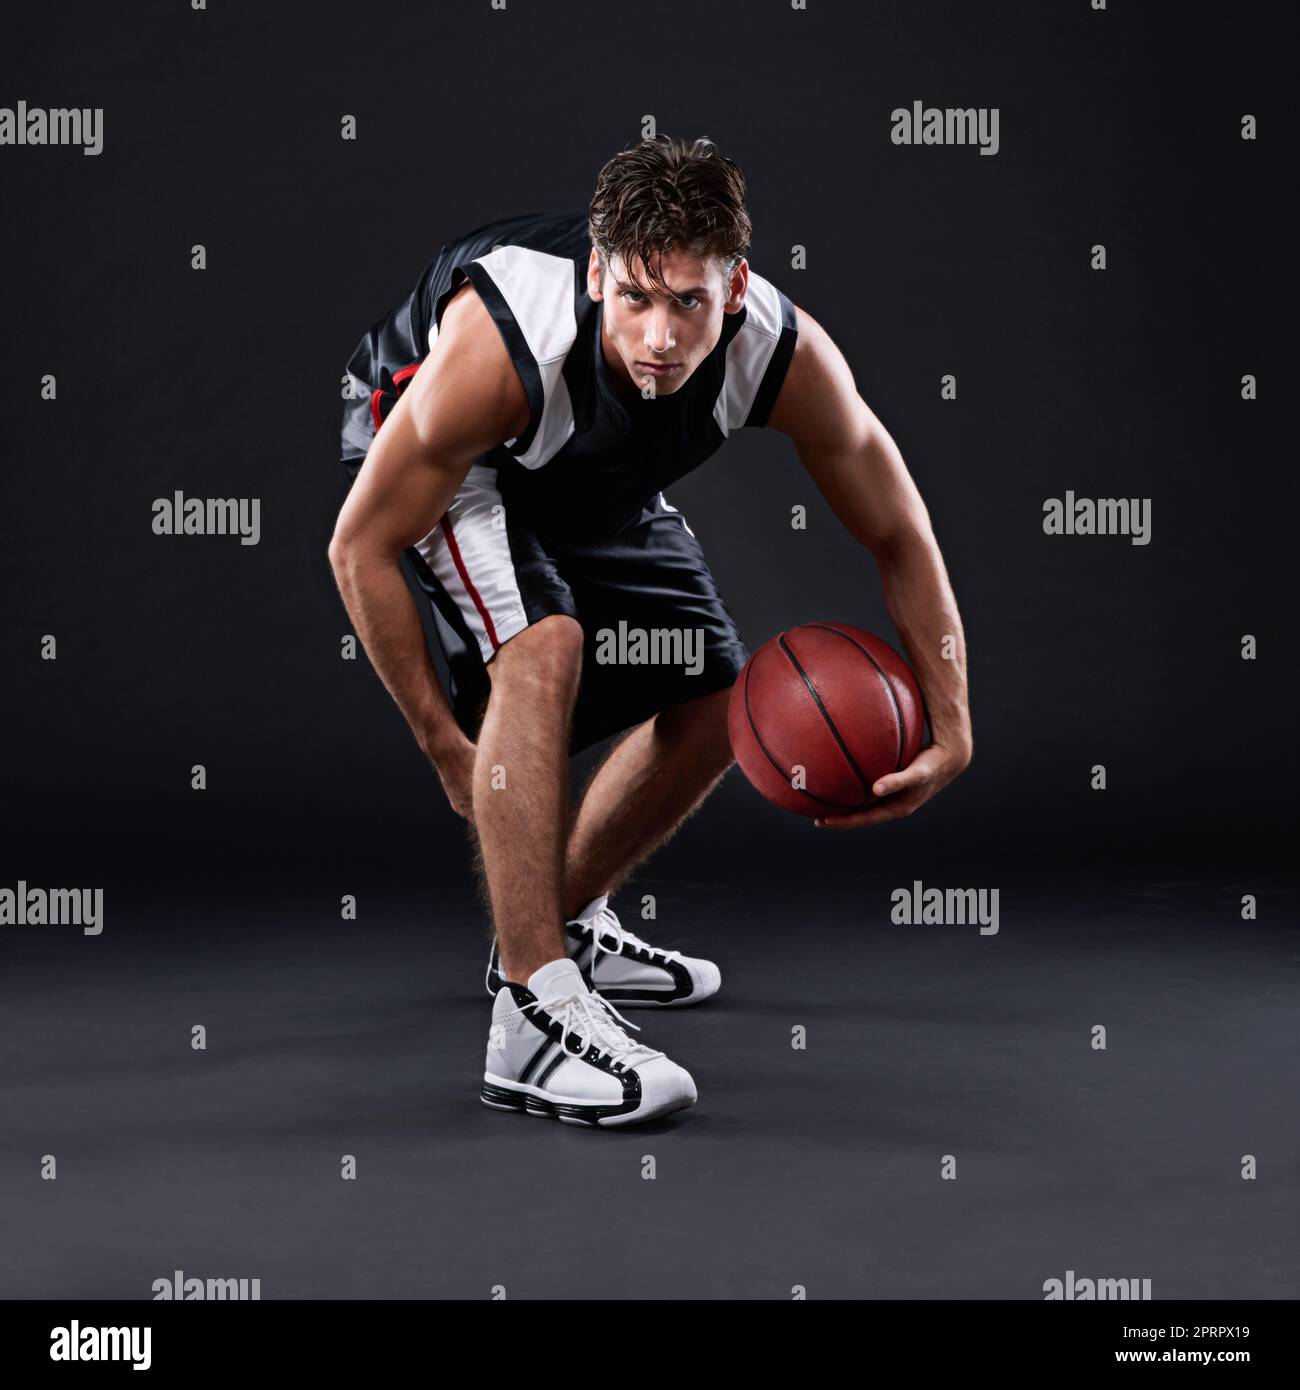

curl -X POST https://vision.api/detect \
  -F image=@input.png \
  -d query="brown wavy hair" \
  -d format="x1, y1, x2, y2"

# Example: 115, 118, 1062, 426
588, 135, 752, 296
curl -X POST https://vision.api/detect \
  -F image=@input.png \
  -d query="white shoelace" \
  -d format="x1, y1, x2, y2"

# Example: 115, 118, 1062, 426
514, 989, 663, 1067
583, 905, 685, 964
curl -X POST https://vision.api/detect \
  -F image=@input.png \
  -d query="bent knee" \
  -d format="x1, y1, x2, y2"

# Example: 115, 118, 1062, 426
487, 613, 584, 690
657, 682, 736, 762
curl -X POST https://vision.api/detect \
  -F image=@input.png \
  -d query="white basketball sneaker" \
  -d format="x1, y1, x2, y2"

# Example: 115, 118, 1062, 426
481, 958, 698, 1127
484, 896, 722, 1007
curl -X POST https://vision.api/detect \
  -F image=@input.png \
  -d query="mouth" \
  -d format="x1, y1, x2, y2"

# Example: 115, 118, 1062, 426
634, 361, 683, 379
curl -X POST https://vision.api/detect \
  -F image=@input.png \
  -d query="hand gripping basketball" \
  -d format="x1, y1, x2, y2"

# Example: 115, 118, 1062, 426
727, 623, 927, 818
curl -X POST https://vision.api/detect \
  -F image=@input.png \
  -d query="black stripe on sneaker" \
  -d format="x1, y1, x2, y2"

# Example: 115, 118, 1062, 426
517, 1036, 557, 1085
501, 982, 644, 1092
571, 926, 695, 1004
534, 1047, 567, 1091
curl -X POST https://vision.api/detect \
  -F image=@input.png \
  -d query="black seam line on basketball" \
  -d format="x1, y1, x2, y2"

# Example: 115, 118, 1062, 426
517, 1037, 556, 1085
742, 644, 856, 810
777, 633, 872, 806
805, 624, 908, 770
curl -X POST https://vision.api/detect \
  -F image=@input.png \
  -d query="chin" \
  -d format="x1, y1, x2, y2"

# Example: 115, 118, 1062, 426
630, 364, 693, 395
650, 375, 688, 396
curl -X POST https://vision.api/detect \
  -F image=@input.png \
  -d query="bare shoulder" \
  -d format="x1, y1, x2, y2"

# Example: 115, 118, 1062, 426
766, 306, 867, 448
405, 280, 531, 449
437, 277, 490, 337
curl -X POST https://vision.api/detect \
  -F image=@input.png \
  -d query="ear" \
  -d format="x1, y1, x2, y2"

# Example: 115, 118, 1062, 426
587, 248, 605, 301
724, 258, 749, 314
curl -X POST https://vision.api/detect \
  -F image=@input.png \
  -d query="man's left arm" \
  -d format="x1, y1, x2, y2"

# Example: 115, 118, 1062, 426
765, 307, 972, 828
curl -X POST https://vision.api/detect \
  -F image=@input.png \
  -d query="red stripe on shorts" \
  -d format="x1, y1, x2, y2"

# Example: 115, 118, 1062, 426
439, 515, 501, 651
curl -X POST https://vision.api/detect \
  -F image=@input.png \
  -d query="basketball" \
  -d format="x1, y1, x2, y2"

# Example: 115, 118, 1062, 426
727, 623, 927, 817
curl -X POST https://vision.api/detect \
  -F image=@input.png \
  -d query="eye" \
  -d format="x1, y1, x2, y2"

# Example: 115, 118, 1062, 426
676, 295, 701, 309
621, 289, 647, 305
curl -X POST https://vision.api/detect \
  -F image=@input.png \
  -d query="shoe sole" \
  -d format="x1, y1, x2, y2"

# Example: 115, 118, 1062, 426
481, 1077, 695, 1128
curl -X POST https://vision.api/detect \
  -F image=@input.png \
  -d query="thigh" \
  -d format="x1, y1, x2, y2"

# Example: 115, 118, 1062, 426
405, 464, 580, 741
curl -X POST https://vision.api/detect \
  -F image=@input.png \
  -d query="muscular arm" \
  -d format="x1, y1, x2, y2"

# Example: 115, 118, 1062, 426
328, 283, 529, 775
767, 307, 972, 826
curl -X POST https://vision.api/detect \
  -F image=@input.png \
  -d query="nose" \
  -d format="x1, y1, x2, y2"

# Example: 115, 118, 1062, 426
643, 313, 676, 355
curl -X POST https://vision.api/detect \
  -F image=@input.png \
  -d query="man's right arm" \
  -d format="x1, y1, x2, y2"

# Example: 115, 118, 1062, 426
328, 283, 530, 806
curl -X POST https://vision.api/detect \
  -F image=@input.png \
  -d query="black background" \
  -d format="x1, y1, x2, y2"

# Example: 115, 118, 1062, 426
4, 0, 1295, 888
1, 1, 1296, 1303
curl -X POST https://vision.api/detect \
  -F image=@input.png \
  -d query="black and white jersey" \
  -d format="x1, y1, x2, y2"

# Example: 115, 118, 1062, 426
341, 211, 798, 536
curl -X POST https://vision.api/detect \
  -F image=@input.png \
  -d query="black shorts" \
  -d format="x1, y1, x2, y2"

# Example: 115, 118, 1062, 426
400, 464, 749, 756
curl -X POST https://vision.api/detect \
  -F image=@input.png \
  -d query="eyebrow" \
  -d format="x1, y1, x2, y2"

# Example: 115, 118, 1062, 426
615, 279, 712, 298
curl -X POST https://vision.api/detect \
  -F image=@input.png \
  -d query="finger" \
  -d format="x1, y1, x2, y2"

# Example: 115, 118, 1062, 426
816, 795, 925, 829
871, 766, 930, 798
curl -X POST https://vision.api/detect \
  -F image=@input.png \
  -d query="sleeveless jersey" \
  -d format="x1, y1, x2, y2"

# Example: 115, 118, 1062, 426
341, 211, 798, 536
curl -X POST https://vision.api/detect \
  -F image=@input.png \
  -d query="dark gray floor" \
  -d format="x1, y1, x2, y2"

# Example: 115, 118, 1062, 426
2, 870, 1296, 1300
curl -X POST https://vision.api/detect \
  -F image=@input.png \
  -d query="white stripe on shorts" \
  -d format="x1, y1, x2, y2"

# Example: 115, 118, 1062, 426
413, 463, 529, 662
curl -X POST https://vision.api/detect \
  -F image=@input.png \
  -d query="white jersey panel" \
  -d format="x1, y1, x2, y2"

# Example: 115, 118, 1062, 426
711, 271, 788, 437
473, 246, 578, 469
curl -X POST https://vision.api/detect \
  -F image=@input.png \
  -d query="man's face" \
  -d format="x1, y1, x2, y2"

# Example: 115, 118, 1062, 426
588, 246, 747, 397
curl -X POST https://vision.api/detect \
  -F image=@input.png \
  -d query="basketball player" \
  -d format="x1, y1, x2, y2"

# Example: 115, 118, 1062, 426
330, 136, 972, 1127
